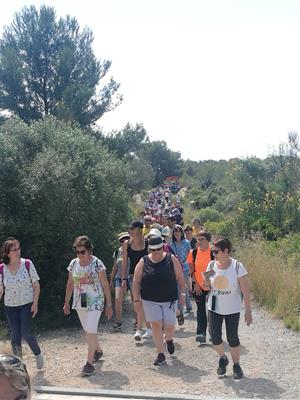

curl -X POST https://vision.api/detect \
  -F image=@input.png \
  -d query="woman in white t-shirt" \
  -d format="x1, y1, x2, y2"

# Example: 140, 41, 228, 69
63, 236, 113, 377
205, 237, 252, 380
0, 237, 44, 370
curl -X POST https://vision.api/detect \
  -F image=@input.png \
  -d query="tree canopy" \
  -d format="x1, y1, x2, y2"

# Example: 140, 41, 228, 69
0, 5, 120, 126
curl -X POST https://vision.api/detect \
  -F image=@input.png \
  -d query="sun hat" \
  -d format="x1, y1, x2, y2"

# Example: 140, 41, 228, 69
118, 232, 130, 241
148, 228, 162, 237
148, 236, 164, 250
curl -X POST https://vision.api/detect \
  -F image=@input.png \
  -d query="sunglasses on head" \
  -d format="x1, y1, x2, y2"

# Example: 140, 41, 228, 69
75, 249, 87, 255
0, 354, 30, 397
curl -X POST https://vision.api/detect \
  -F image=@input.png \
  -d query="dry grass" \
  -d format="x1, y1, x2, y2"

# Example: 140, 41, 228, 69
235, 239, 300, 331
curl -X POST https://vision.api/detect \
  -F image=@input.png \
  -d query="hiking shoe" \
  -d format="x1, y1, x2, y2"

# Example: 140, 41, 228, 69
217, 355, 229, 376
153, 353, 166, 366
166, 339, 175, 355
233, 363, 244, 379
35, 353, 44, 370
110, 322, 122, 332
134, 330, 143, 341
142, 328, 152, 339
196, 334, 206, 344
176, 312, 184, 326
81, 362, 95, 376
93, 349, 103, 363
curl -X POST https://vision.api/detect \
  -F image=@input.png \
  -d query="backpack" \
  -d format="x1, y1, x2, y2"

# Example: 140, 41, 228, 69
0, 259, 31, 285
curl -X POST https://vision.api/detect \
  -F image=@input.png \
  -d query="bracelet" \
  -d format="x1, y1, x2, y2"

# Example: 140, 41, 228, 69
180, 293, 186, 296
133, 299, 141, 303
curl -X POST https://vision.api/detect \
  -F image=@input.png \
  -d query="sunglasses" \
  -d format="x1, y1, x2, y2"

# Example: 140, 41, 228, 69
212, 249, 221, 254
76, 249, 87, 255
144, 219, 151, 222
150, 247, 163, 252
173, 229, 182, 233
184, 229, 192, 232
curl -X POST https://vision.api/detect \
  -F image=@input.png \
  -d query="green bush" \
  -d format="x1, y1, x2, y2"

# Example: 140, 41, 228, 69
197, 207, 224, 223
0, 117, 133, 328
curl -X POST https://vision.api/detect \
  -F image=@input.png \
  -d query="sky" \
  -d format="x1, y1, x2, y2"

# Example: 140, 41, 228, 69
0, 0, 299, 161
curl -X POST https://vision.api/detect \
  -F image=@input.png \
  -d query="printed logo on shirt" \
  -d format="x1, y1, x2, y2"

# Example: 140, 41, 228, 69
212, 275, 232, 295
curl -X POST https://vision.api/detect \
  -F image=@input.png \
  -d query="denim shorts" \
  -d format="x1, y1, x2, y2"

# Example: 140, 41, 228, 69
114, 276, 133, 290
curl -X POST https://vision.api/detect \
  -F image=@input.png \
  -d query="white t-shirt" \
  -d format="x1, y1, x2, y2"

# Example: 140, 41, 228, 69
0, 258, 40, 307
207, 258, 247, 315
68, 256, 106, 312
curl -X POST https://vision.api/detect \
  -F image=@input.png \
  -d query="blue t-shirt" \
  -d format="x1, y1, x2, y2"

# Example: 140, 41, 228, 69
171, 239, 191, 273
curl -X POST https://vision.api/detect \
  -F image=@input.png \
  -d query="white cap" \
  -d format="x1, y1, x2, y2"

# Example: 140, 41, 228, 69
161, 226, 171, 237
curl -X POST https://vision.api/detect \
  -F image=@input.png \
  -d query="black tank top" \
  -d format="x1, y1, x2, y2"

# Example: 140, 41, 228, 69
127, 240, 148, 275
141, 253, 178, 302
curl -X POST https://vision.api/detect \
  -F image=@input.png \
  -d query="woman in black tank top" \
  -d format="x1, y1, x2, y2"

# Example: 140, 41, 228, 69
132, 236, 186, 366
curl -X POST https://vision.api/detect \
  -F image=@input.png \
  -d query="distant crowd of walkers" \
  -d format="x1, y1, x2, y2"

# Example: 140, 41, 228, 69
0, 184, 252, 382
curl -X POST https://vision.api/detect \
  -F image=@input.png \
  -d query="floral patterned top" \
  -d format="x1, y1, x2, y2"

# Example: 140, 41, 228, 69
68, 256, 105, 312
0, 258, 39, 307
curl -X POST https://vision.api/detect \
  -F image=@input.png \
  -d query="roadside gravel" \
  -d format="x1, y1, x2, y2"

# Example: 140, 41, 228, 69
24, 300, 299, 399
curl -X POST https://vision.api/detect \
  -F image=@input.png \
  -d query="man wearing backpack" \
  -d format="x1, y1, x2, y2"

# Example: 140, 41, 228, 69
187, 230, 213, 344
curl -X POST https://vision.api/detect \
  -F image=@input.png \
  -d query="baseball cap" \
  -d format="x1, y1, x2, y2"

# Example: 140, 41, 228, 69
128, 221, 144, 230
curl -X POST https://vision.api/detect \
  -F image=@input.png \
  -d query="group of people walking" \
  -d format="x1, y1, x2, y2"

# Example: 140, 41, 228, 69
0, 211, 252, 382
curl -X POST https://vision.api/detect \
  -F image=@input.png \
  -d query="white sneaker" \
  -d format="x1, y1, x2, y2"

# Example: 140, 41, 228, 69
134, 330, 143, 341
142, 328, 152, 339
35, 353, 44, 370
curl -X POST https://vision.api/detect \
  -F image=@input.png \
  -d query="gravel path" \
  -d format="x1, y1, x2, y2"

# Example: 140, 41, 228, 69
24, 300, 299, 399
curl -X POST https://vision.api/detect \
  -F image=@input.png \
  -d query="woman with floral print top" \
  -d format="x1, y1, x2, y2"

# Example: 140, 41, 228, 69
0, 237, 44, 370
63, 236, 113, 377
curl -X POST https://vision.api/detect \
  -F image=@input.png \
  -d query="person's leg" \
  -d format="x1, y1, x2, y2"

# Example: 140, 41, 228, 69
209, 310, 225, 356
225, 313, 241, 363
184, 272, 192, 311
5, 305, 22, 357
114, 285, 125, 323
20, 303, 41, 356
195, 291, 209, 336
151, 319, 165, 354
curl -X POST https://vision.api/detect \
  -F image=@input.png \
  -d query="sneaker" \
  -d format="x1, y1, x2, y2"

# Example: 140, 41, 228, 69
166, 339, 175, 355
93, 349, 103, 363
81, 362, 95, 376
176, 312, 184, 326
134, 330, 143, 341
35, 353, 44, 370
217, 355, 229, 376
233, 363, 244, 379
153, 352, 166, 366
142, 328, 152, 339
196, 334, 206, 344
110, 322, 122, 332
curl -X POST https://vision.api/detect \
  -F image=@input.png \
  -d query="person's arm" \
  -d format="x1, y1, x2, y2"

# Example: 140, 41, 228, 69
31, 281, 40, 318
132, 258, 144, 313
63, 272, 74, 315
121, 241, 129, 288
238, 275, 252, 326
171, 255, 186, 306
0, 282, 3, 301
98, 269, 113, 319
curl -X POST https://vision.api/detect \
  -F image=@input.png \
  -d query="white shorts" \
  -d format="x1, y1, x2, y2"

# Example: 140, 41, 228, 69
142, 300, 177, 325
77, 310, 102, 333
